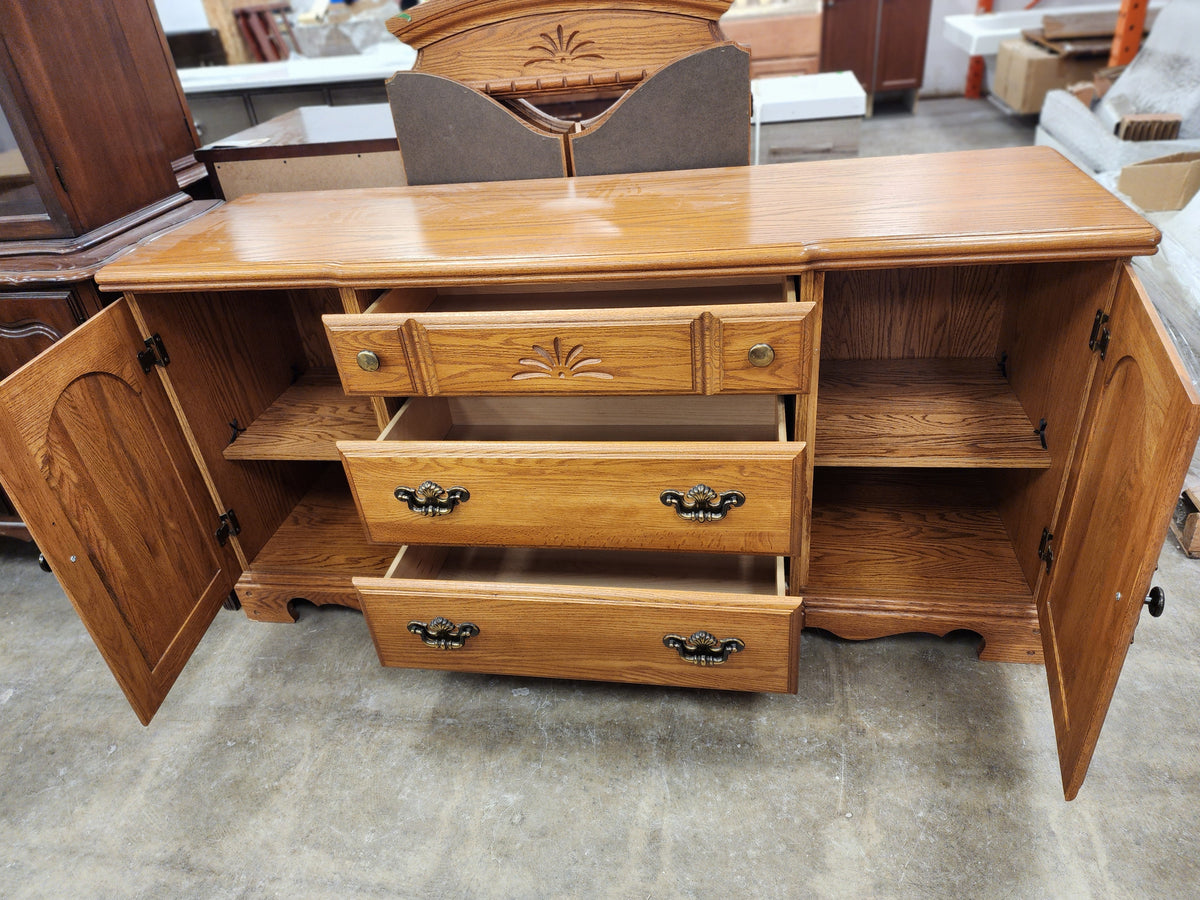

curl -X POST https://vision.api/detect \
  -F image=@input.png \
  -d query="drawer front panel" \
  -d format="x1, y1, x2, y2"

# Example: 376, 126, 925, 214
340, 441, 806, 554
324, 301, 814, 396
356, 579, 803, 693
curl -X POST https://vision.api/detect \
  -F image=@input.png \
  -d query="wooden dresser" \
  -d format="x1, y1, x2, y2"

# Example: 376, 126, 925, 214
0, 147, 1196, 800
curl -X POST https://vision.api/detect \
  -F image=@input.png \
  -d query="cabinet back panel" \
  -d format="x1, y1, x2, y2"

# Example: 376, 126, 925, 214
821, 266, 1008, 360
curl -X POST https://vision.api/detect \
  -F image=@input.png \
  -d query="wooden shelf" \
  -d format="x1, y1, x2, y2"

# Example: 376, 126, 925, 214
815, 358, 1051, 468
236, 467, 400, 620
223, 369, 379, 460
802, 471, 1041, 662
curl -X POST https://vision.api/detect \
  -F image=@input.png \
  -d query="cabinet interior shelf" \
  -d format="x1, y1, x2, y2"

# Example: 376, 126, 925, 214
815, 358, 1050, 468
244, 467, 399, 584
223, 369, 379, 461
805, 469, 1033, 611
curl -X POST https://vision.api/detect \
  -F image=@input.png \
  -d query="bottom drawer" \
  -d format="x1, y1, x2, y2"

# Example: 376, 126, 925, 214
355, 548, 802, 693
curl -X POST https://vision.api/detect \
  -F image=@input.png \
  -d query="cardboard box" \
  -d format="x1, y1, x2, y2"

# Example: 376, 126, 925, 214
1118, 152, 1200, 211
991, 38, 1107, 114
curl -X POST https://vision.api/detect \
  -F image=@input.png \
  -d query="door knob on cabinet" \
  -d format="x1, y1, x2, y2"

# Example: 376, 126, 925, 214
1145, 586, 1166, 617
356, 350, 381, 371
394, 481, 470, 516
747, 343, 775, 367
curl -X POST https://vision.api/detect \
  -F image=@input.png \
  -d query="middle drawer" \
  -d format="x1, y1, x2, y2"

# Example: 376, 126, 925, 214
338, 395, 805, 556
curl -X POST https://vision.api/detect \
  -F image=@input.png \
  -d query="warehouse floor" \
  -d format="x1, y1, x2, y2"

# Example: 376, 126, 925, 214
3, 98, 1200, 898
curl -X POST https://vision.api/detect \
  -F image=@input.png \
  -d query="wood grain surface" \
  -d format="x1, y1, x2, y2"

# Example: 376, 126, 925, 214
1040, 263, 1200, 799
0, 301, 240, 724
326, 300, 813, 396
236, 467, 399, 622
96, 148, 1159, 292
803, 469, 1041, 662
815, 358, 1051, 467
340, 440, 805, 554
223, 369, 380, 461
357, 576, 801, 693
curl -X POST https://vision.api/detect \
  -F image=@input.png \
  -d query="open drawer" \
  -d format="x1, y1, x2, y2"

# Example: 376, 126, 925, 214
323, 276, 814, 396
356, 547, 803, 693
338, 395, 806, 555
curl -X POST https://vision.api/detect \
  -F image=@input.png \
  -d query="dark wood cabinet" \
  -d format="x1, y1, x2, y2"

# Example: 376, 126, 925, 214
0, 0, 214, 540
0, 0, 202, 241
820, 0, 932, 109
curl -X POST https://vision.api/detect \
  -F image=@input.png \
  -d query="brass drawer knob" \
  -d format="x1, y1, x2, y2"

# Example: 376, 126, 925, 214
660, 484, 745, 522
395, 480, 470, 516
357, 350, 381, 372
747, 343, 775, 367
663, 631, 745, 666
408, 616, 479, 649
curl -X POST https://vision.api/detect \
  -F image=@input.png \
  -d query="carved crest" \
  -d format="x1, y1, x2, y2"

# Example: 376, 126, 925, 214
524, 25, 603, 68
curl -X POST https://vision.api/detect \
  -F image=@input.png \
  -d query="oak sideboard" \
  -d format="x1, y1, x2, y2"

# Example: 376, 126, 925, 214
1, 147, 1196, 799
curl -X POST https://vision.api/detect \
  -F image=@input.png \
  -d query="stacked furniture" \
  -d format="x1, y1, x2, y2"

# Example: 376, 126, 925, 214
0, 0, 214, 540
0, 147, 1195, 801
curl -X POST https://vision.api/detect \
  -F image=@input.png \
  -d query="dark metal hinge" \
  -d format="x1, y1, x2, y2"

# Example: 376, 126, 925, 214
137, 334, 170, 372
227, 418, 246, 445
1089, 309, 1111, 359
1034, 417, 1048, 450
1038, 527, 1055, 573
54, 165, 68, 192
215, 509, 241, 546
998, 351, 1008, 380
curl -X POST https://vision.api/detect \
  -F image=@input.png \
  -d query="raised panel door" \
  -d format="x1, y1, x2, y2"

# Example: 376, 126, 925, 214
0, 300, 241, 723
1039, 263, 1200, 799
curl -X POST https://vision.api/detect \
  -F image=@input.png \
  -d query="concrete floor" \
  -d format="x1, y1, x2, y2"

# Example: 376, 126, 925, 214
4, 99, 1200, 898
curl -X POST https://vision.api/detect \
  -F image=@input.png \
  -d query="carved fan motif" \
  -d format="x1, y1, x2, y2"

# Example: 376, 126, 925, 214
512, 337, 614, 380
524, 25, 603, 68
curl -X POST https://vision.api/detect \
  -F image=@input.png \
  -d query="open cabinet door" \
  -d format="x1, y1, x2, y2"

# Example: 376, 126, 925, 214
1040, 263, 1200, 799
0, 300, 242, 724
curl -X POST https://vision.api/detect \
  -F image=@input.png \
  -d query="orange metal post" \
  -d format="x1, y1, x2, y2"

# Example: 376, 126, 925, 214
1109, 0, 1148, 66
964, 0, 995, 98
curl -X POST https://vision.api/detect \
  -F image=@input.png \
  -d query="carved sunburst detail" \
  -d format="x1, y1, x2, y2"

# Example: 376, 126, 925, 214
512, 337, 614, 381
523, 24, 603, 68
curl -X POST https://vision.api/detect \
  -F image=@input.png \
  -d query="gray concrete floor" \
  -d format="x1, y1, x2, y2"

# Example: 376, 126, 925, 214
4, 99, 1200, 898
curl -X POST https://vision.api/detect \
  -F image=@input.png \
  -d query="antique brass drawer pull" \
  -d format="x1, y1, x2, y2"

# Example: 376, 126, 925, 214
660, 484, 745, 521
408, 616, 479, 649
395, 480, 470, 516
663, 631, 745, 666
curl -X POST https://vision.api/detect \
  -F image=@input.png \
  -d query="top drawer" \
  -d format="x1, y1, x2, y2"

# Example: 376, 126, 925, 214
323, 277, 814, 397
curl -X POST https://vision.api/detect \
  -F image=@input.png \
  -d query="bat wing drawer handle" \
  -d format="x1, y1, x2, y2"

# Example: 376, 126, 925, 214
660, 484, 745, 522
663, 631, 745, 666
408, 616, 479, 649
395, 481, 470, 516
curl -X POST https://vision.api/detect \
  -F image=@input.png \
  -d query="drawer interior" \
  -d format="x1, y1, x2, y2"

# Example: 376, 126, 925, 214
380, 394, 787, 443
385, 545, 787, 597
368, 275, 794, 316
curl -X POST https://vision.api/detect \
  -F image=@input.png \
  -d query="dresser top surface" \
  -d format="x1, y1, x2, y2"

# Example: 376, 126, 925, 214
97, 147, 1159, 291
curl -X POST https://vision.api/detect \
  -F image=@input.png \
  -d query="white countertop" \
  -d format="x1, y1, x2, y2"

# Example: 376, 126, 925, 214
178, 42, 416, 94
943, 2, 1164, 57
